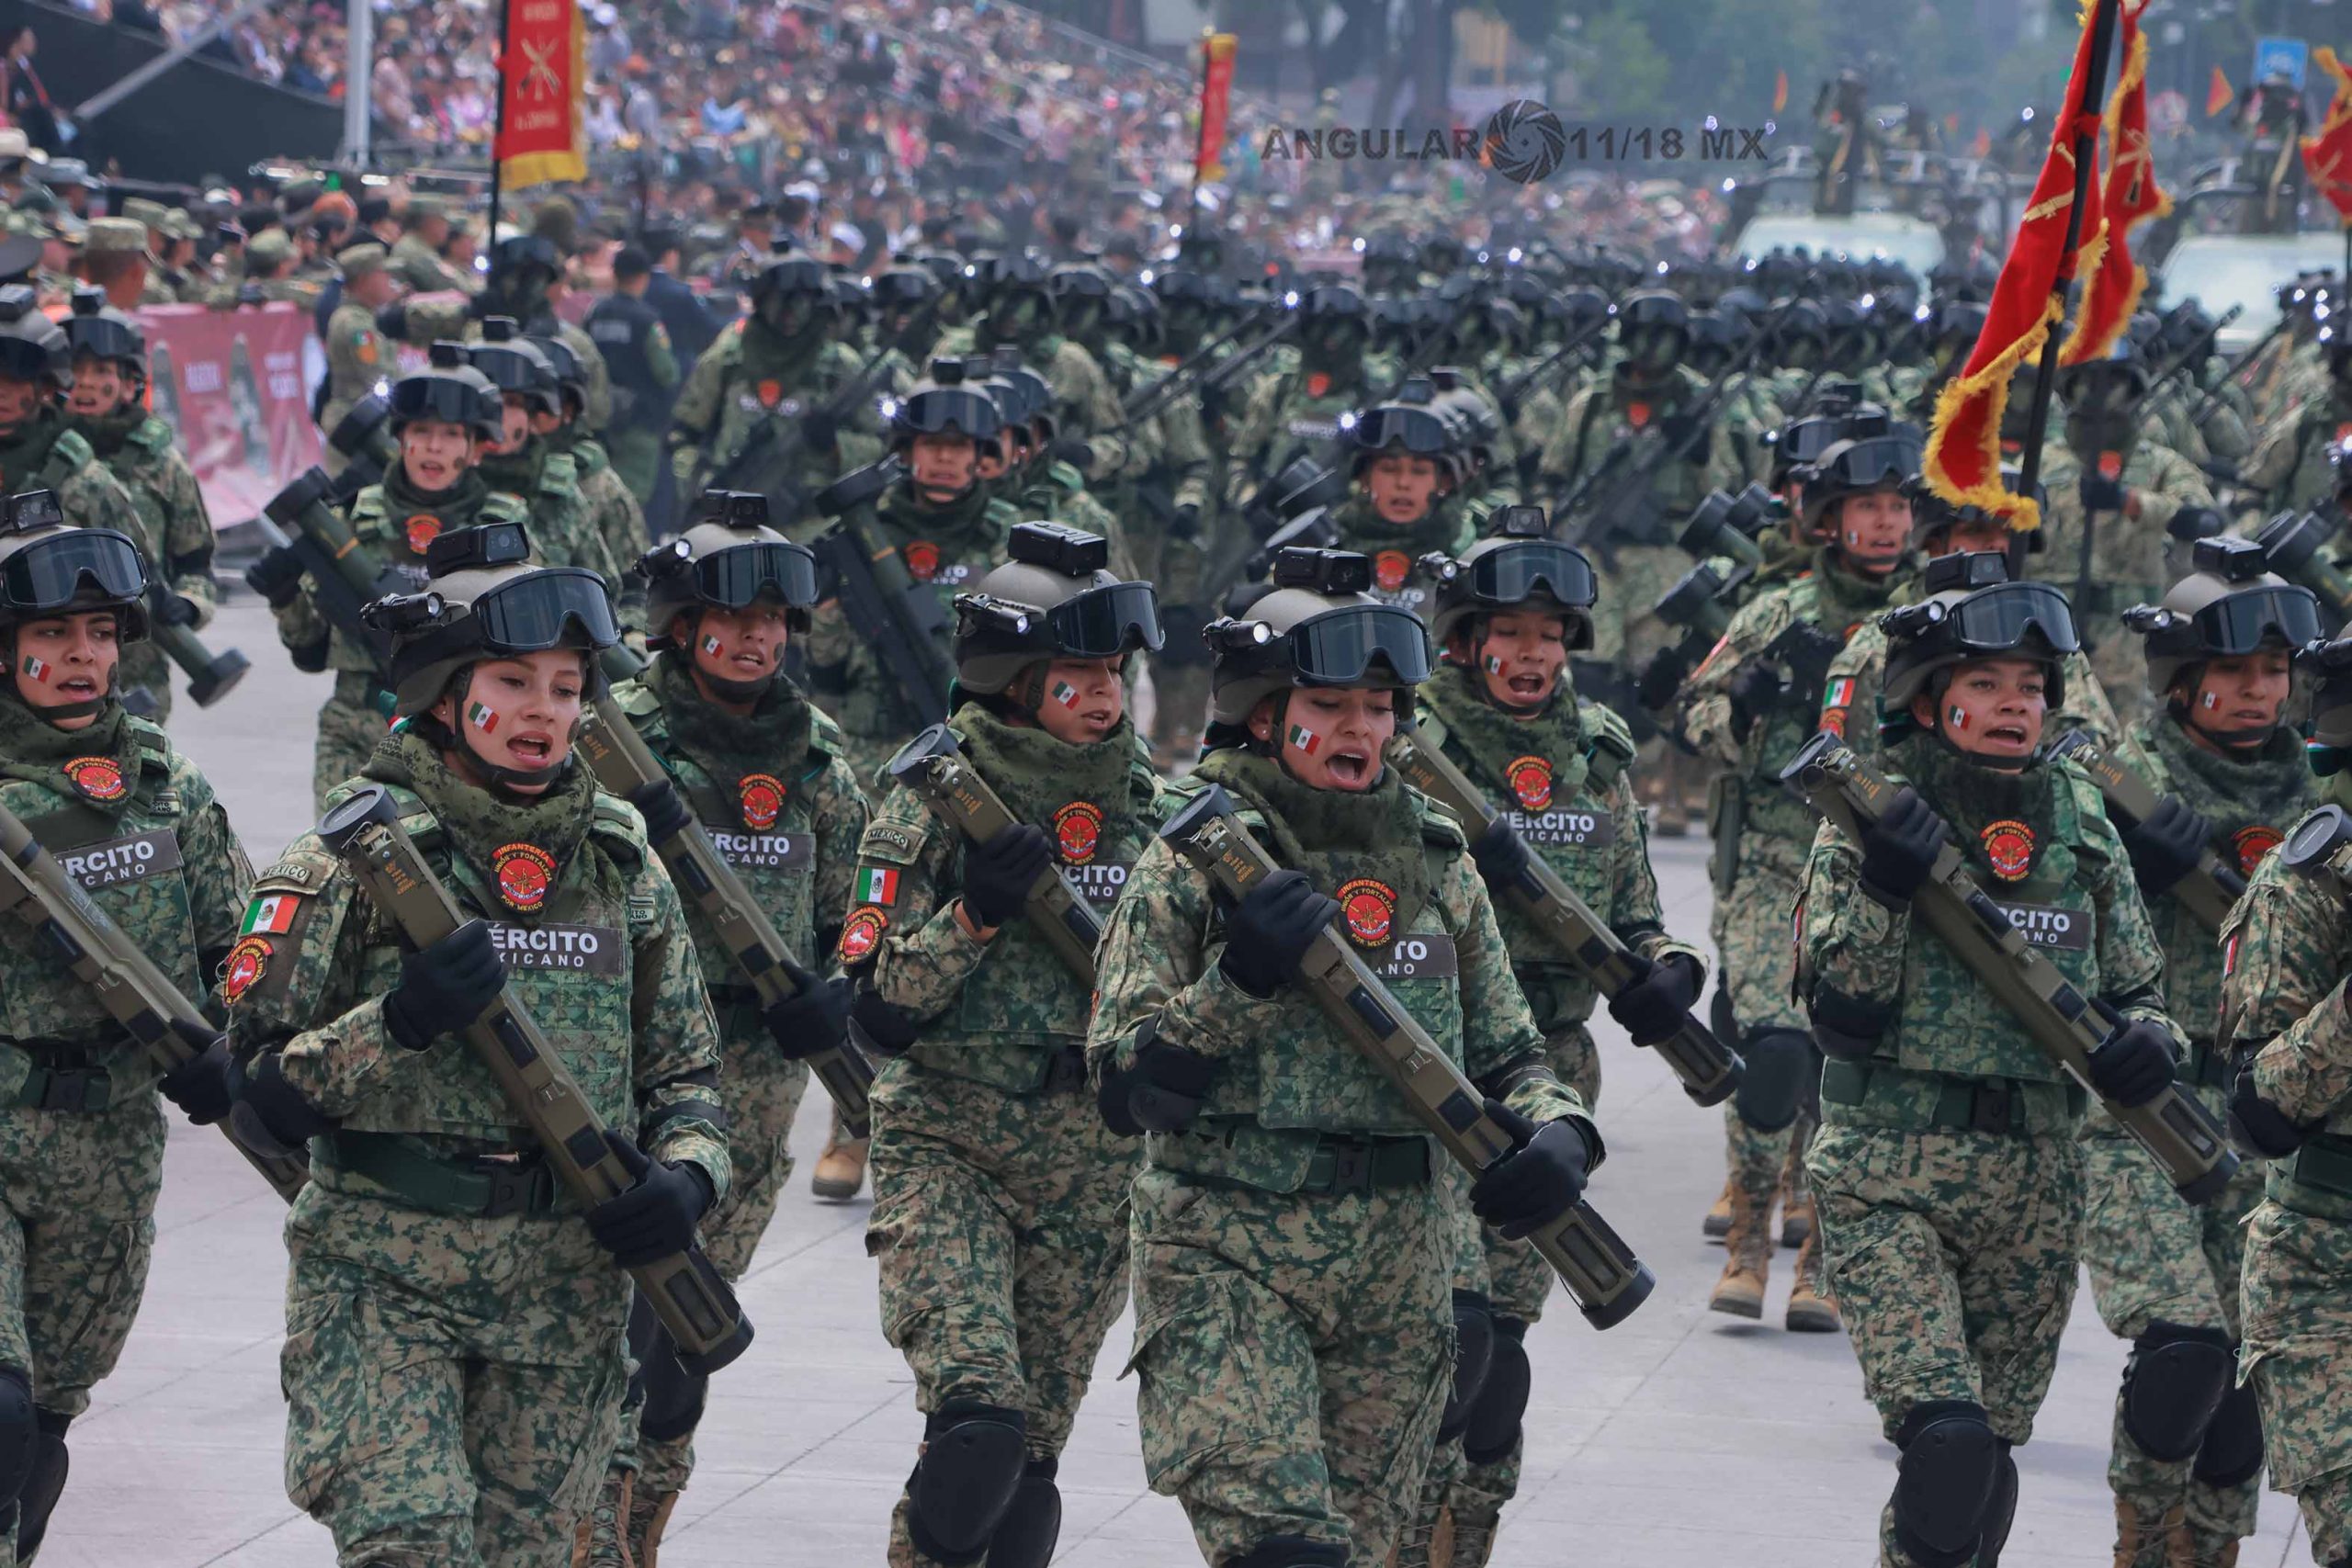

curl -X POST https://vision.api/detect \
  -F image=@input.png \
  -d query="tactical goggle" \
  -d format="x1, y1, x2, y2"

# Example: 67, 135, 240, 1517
896, 385, 1002, 441
387, 570, 619, 664
2180, 584, 2324, 655
467, 344, 557, 397
1443, 540, 1597, 611
65, 316, 145, 366
0, 527, 150, 614
1350, 404, 1450, 457
389, 373, 500, 432
1815, 433, 1924, 492
1286, 604, 1434, 687
1043, 581, 1165, 658
663, 540, 820, 611
1933, 581, 2082, 656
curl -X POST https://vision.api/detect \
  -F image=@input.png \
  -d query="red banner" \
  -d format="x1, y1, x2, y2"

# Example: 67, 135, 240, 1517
494, 0, 586, 187
138, 304, 323, 526
2303, 48, 2352, 224
1194, 33, 1238, 184
2064, 0, 2168, 366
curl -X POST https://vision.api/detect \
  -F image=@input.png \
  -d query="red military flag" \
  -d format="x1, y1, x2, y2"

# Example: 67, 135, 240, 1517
1923, 1, 2114, 532
2206, 64, 2234, 118
2302, 48, 2352, 223
493, 0, 586, 188
1193, 33, 1238, 184
2064, 0, 2169, 364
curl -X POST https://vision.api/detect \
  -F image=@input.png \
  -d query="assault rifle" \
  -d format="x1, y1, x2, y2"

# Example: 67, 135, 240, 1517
2044, 730, 2246, 934
807, 457, 956, 728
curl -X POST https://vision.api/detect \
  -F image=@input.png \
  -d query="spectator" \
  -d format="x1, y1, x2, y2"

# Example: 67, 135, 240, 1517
2, 28, 63, 156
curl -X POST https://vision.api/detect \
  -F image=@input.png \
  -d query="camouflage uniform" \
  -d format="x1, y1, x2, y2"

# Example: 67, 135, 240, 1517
667, 320, 889, 516
1088, 748, 1589, 1566
229, 728, 729, 1565
0, 702, 247, 1562
599, 653, 867, 1529
1404, 666, 1698, 1564
0, 412, 145, 556
2082, 716, 2312, 1566
1320, 495, 1477, 622
549, 430, 650, 595
802, 479, 1019, 789
1223, 355, 1400, 511
1797, 736, 2174, 1567
847, 705, 1171, 1566
474, 441, 624, 586
2037, 442, 2213, 718
266, 468, 534, 807
69, 412, 221, 727
2240, 381, 2352, 518
391, 231, 475, 297
320, 299, 391, 457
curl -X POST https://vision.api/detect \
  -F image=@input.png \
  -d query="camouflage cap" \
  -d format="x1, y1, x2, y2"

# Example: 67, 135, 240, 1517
84, 218, 154, 260
121, 197, 171, 232
163, 209, 205, 243
245, 230, 295, 269
336, 242, 390, 282
407, 193, 449, 223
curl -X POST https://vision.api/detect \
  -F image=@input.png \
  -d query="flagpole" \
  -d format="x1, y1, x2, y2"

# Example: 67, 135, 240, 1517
2011, 0, 2122, 576
488, 0, 509, 251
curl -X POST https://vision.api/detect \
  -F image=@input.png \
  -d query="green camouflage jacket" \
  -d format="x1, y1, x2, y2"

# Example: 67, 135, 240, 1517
476, 441, 623, 584
1320, 493, 1476, 617
2221, 784, 2352, 1159
1223, 352, 1402, 510
1539, 366, 1747, 546
667, 321, 891, 501
0, 414, 146, 545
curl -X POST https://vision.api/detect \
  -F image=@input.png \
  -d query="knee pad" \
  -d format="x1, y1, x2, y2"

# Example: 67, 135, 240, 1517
1223, 1537, 1350, 1568
0, 1367, 32, 1506
907, 1401, 1027, 1565
1734, 1029, 1813, 1134
2120, 1321, 2235, 1463
2193, 1375, 2265, 1489
15, 1410, 67, 1564
984, 1458, 1061, 1568
1463, 1315, 1531, 1469
1440, 1290, 1495, 1443
1890, 1400, 2001, 1568
1977, 1441, 2018, 1567
638, 1324, 708, 1445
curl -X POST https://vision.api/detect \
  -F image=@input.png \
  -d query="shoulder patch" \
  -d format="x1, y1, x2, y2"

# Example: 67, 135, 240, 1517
855, 818, 923, 865
541, 452, 579, 493
806, 704, 847, 758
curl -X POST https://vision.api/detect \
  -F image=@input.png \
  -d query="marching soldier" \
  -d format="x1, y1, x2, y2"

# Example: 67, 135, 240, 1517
2082, 546, 2320, 1568
1679, 431, 1923, 1331
62, 293, 220, 726
526, 333, 649, 614
0, 289, 149, 565
1225, 286, 1397, 510
1089, 548, 1598, 1568
0, 500, 251, 1565
846, 524, 1172, 1568
583, 500, 869, 1565
583, 246, 682, 509
1797, 564, 2183, 1568
318, 244, 401, 457
390, 194, 474, 296
1312, 381, 1476, 615
465, 327, 625, 584
227, 525, 730, 1566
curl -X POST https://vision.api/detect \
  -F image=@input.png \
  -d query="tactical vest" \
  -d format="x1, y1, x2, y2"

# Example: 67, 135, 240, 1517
586, 294, 663, 423
0, 721, 198, 1091
1148, 781, 1470, 1191
312, 782, 651, 1144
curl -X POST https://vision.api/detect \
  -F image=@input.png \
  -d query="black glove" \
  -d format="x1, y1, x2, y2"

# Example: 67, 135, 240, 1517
586, 1133, 714, 1267
1634, 647, 1690, 714
1607, 952, 1701, 1045
245, 545, 308, 610
1217, 868, 1340, 998
1468, 817, 1532, 888
381, 919, 507, 1053
627, 782, 694, 845
763, 972, 854, 1062
2231, 1064, 2310, 1157
229, 1050, 339, 1153
1122, 1036, 1216, 1134
2122, 796, 2213, 897
158, 1024, 236, 1125
2086, 1018, 2179, 1108
1050, 436, 1096, 473
1858, 787, 1949, 904
960, 823, 1054, 930
1170, 502, 1203, 541
797, 410, 840, 451
1728, 660, 1784, 737
153, 592, 198, 629
2078, 471, 2127, 514
1468, 1099, 1590, 1240
374, 301, 410, 339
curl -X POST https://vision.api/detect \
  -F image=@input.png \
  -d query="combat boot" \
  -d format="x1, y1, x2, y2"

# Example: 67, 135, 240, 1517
1783, 1220, 1840, 1333
1778, 1183, 1814, 1249
1449, 1515, 1496, 1566
2113, 1496, 2182, 1568
1708, 1180, 1769, 1318
574, 1468, 636, 1568
2164, 1516, 2241, 1568
1702, 1175, 1732, 1241
628, 1485, 681, 1568
810, 1134, 868, 1202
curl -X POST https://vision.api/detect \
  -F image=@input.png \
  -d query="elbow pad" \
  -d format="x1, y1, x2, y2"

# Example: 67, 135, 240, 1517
848, 980, 922, 1057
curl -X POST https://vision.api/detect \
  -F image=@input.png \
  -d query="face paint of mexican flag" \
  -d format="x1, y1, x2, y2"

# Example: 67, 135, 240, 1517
1947, 704, 1971, 732
18, 655, 49, 684
2200, 689, 2219, 710
1484, 654, 1508, 675
1286, 723, 1323, 756
702, 635, 724, 657
466, 701, 501, 734
1052, 679, 1081, 708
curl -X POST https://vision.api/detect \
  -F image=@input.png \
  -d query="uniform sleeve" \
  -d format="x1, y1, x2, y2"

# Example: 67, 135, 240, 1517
1679, 591, 1789, 765
227, 844, 412, 1115
667, 335, 731, 482
627, 852, 730, 1198
648, 321, 681, 389
2222, 857, 2352, 1122
1796, 818, 1912, 1017
1535, 389, 1591, 486
175, 761, 253, 1006
161, 451, 220, 625
857, 786, 992, 1021
2130, 445, 2214, 536
1087, 834, 1289, 1074
808, 754, 871, 962
1447, 850, 1588, 1132
2239, 411, 2302, 502
1602, 769, 1702, 972
2080, 803, 2173, 1025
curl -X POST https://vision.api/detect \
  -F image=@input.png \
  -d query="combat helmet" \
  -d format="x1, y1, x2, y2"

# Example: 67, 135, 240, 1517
952, 523, 1162, 705
526, 333, 589, 423
748, 252, 831, 335
468, 318, 562, 421
366, 521, 617, 786
63, 288, 147, 394
1879, 552, 2079, 725
1424, 502, 1597, 655
1203, 547, 1433, 735
2122, 536, 2320, 703
888, 356, 1002, 448
0, 286, 69, 390
1799, 425, 1924, 553
0, 488, 152, 688
1347, 378, 1453, 477
639, 491, 820, 660
388, 342, 503, 442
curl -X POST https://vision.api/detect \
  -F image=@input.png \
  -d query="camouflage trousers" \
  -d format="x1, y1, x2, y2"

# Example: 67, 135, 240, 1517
280, 1183, 629, 1566
1400, 1023, 1597, 1568
1806, 1124, 2085, 1568
1708, 851, 1808, 1036
1586, 541, 1683, 672
865, 1059, 1135, 1567
315, 682, 393, 814
2079, 1112, 2267, 1566
1127, 1163, 1453, 1566
605, 1039, 809, 1503
2240, 1197, 2352, 1564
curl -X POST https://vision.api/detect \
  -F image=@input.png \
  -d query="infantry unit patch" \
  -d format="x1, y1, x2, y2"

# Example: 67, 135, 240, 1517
1507, 754, 1554, 811
222, 934, 273, 1002
839, 905, 888, 961
1055, 801, 1103, 864
63, 756, 127, 802
1337, 876, 1396, 946
903, 540, 942, 581
492, 841, 557, 912
739, 772, 786, 830
405, 515, 442, 555
1980, 818, 2035, 882
2234, 824, 2283, 877
1374, 550, 1412, 592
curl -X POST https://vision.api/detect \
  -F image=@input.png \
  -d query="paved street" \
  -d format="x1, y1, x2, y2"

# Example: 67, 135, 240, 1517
44, 594, 2314, 1567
